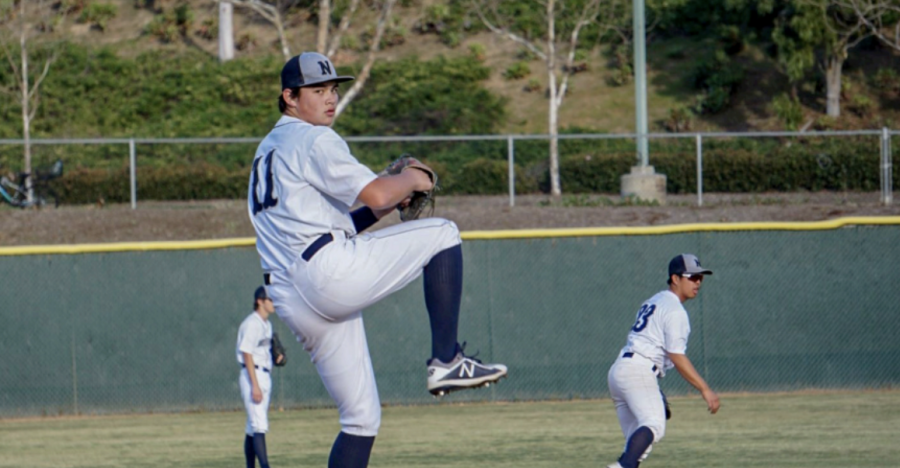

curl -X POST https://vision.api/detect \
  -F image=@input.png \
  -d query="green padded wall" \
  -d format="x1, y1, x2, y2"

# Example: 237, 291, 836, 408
1, 225, 898, 417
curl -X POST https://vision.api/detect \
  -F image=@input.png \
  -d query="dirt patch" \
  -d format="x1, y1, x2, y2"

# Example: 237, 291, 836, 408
1, 192, 898, 246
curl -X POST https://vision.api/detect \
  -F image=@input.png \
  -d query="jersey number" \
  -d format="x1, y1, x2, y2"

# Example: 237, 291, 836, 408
251, 149, 279, 215
631, 304, 656, 332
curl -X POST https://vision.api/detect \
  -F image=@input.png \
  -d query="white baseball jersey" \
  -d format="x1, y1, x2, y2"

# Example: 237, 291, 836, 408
236, 311, 274, 370
248, 115, 378, 273
247, 115, 462, 438
619, 290, 691, 377
237, 311, 274, 435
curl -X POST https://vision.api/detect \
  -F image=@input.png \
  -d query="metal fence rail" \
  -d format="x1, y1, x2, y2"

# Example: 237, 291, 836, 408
1, 128, 896, 208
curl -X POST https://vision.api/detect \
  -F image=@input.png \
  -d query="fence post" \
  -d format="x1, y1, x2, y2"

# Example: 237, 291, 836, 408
129, 139, 137, 209
882, 128, 893, 205
508, 135, 515, 207
696, 134, 703, 207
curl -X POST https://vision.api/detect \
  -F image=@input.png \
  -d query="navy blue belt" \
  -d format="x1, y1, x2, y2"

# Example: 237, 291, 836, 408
623, 352, 660, 376
263, 233, 334, 285
241, 364, 270, 373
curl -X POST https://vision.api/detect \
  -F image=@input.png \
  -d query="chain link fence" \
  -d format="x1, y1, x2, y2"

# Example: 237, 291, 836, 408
1, 221, 898, 418
0, 129, 896, 208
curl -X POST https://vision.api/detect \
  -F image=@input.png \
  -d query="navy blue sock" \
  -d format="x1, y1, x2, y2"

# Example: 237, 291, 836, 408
328, 432, 375, 468
244, 435, 256, 468
423, 245, 462, 363
252, 433, 270, 468
618, 426, 654, 468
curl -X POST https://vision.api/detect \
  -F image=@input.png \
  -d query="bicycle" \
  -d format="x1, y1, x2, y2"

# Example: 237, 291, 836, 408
0, 159, 64, 208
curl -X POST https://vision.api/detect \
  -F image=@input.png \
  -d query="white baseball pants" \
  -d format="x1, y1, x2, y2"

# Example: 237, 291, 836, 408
266, 218, 462, 437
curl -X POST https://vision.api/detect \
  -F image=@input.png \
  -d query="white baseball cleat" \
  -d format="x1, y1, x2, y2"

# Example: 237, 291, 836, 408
606, 463, 624, 468
427, 344, 507, 397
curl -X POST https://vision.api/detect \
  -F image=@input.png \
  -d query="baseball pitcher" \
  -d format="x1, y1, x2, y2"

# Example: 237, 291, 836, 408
247, 52, 507, 468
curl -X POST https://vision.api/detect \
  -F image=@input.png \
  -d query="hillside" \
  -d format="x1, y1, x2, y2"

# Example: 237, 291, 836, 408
49, 0, 900, 135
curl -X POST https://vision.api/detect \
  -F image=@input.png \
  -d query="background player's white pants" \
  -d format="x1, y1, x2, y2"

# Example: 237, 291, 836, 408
608, 353, 667, 461
240, 368, 272, 435
267, 218, 462, 437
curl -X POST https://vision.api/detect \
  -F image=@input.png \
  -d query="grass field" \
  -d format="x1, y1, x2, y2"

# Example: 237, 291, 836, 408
1, 390, 898, 467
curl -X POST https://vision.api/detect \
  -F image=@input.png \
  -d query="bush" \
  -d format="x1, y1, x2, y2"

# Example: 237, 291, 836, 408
468, 43, 487, 62
146, 3, 193, 42
503, 61, 531, 80
772, 93, 803, 130
872, 68, 899, 94
848, 95, 875, 118
197, 17, 218, 41
79, 2, 118, 31
664, 106, 693, 133
690, 50, 743, 114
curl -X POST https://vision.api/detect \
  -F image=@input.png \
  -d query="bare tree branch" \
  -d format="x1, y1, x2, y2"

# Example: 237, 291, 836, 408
326, 0, 361, 57
230, 0, 292, 59
472, 0, 611, 195
318, 0, 330, 54
471, 0, 547, 59
334, 0, 398, 118
838, 0, 900, 50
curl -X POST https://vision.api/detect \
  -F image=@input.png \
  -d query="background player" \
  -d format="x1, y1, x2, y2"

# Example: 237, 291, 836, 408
237, 286, 284, 468
606, 253, 720, 468
248, 52, 507, 468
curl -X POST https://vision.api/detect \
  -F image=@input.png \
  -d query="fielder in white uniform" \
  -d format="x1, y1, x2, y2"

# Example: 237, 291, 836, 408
248, 52, 507, 468
237, 286, 283, 468
606, 254, 721, 468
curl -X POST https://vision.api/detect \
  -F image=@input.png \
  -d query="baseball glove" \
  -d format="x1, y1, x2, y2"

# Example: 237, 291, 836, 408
271, 332, 287, 367
378, 154, 438, 221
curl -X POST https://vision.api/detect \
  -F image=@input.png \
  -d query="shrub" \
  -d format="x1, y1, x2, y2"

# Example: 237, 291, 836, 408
146, 3, 193, 42
445, 158, 538, 195
503, 61, 531, 80
664, 106, 693, 133
771, 93, 803, 130
690, 50, 743, 114
606, 43, 633, 87
197, 17, 218, 41
236, 33, 256, 51
523, 78, 541, 93
872, 68, 899, 94
79, 2, 118, 31
60, 0, 89, 14
468, 43, 487, 62
848, 94, 875, 118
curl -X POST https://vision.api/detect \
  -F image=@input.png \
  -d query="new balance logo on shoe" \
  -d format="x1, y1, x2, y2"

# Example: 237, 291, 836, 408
459, 361, 475, 378
426, 344, 508, 397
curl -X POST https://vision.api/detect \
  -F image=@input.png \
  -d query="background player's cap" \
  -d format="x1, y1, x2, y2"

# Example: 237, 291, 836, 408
668, 253, 713, 277
281, 52, 354, 90
254, 285, 269, 301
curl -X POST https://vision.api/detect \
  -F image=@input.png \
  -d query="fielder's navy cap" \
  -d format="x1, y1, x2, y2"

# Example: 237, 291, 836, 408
281, 52, 354, 90
254, 285, 269, 301
668, 253, 713, 277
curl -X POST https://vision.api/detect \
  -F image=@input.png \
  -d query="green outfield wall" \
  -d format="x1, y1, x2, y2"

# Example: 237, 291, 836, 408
1, 218, 899, 417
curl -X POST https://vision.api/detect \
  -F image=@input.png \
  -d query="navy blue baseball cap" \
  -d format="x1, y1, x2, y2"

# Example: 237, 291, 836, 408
281, 52, 354, 90
668, 253, 713, 277
254, 285, 269, 301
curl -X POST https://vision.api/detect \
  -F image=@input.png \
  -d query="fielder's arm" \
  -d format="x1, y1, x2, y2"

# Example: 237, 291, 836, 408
243, 352, 264, 404
667, 352, 720, 414
357, 170, 432, 211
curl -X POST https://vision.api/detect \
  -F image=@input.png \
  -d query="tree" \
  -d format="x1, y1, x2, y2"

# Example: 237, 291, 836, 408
840, 0, 900, 50
227, 0, 392, 121
773, 0, 878, 117
333, 0, 398, 119
0, 0, 66, 203
228, 0, 295, 59
473, 0, 620, 196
